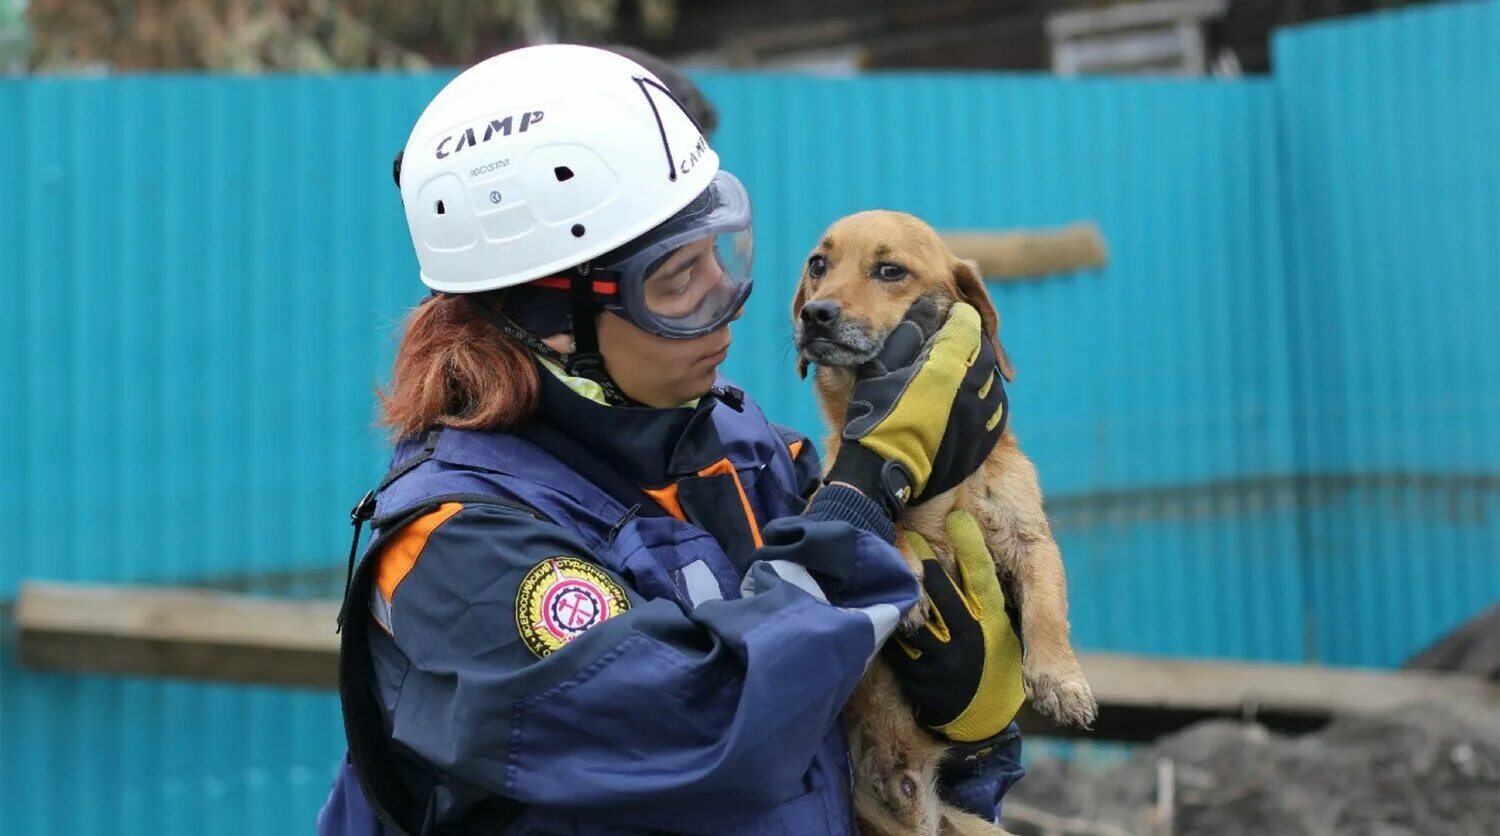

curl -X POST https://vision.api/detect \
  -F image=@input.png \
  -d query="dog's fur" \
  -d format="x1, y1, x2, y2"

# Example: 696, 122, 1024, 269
793, 211, 1098, 836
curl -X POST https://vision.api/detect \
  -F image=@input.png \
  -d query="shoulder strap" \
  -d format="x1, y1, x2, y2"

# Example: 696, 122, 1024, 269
339, 493, 540, 836
338, 429, 442, 633
337, 428, 538, 836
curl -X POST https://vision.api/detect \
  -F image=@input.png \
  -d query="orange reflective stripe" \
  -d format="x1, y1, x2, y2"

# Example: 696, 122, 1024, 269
697, 459, 764, 549
788, 440, 805, 460
376, 502, 464, 603
696, 459, 736, 478
643, 483, 687, 521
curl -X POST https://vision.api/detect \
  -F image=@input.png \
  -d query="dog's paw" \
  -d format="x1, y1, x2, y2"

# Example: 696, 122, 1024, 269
900, 591, 935, 633
1023, 663, 1098, 729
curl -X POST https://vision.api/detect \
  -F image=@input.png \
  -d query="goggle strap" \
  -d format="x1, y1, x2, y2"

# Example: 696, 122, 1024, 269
468, 291, 638, 408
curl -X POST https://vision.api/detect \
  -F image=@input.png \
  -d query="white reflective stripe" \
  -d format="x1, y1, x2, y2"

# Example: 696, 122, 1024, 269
863, 602, 901, 647
681, 559, 724, 606
369, 585, 395, 636
741, 559, 902, 667
859, 602, 905, 669
760, 559, 830, 603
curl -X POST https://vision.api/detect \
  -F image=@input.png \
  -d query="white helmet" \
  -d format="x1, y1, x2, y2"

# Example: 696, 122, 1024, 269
399, 45, 721, 294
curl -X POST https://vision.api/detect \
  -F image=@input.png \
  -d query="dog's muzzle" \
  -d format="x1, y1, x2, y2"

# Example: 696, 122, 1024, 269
795, 308, 882, 368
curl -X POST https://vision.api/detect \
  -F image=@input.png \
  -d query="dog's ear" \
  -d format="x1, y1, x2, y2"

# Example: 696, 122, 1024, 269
791, 278, 810, 379
953, 258, 1015, 382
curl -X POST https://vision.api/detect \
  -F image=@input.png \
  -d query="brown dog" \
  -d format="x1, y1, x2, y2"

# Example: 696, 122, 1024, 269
793, 211, 1097, 835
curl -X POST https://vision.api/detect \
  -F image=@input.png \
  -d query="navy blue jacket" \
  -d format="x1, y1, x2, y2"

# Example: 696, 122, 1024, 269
319, 370, 1023, 834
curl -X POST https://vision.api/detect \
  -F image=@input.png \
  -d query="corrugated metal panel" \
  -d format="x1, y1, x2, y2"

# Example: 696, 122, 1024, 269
1, 76, 438, 835
2, 69, 1300, 833
0, 643, 344, 836
2, 72, 1302, 653
688, 74, 1314, 662
2, 74, 455, 597
1273, 0, 1500, 664
702, 73, 1297, 492
698, 73, 1307, 661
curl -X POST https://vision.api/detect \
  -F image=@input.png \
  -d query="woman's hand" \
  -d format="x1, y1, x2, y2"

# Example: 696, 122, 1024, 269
824, 302, 1007, 518
882, 510, 1025, 743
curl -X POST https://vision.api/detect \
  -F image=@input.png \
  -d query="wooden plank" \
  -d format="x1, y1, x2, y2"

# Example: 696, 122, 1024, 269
1054, 29, 1193, 75
16, 582, 1500, 740
1018, 652, 1500, 740
1046, 0, 1228, 41
15, 580, 340, 689
940, 223, 1108, 280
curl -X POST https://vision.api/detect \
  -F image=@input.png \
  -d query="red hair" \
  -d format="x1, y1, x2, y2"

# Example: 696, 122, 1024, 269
378, 291, 541, 440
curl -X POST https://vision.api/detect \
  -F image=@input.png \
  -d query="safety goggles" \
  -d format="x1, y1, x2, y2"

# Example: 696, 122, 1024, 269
537, 171, 753, 340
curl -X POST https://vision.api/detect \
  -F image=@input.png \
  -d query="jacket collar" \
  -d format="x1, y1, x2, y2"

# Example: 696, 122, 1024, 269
527, 362, 728, 489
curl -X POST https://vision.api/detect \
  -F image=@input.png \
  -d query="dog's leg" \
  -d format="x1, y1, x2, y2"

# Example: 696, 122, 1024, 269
896, 489, 960, 630
844, 662, 947, 835
891, 522, 936, 631
965, 443, 1097, 728
939, 804, 1015, 836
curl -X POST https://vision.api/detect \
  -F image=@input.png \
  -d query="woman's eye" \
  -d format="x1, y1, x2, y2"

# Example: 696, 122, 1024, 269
875, 262, 907, 281
654, 272, 691, 296
807, 255, 827, 278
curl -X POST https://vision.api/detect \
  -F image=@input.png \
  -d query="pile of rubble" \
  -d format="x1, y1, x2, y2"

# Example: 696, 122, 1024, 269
1004, 701, 1500, 836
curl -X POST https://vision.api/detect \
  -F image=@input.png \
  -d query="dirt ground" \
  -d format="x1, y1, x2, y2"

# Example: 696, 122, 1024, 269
1002, 702, 1500, 836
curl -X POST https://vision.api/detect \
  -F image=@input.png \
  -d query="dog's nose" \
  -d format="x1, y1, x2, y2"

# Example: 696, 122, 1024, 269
800, 300, 841, 327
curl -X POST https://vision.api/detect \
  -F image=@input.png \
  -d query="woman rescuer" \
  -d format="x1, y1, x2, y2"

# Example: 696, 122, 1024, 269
318, 45, 1027, 836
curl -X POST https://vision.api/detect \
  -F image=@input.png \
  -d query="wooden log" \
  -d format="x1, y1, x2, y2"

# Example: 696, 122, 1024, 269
1016, 650, 1500, 740
16, 581, 1500, 740
941, 223, 1108, 280
15, 580, 340, 689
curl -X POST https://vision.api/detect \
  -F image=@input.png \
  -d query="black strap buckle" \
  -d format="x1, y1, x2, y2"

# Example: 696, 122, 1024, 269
564, 351, 605, 379
566, 351, 636, 406
350, 489, 378, 525
879, 460, 914, 518
338, 489, 380, 633
710, 385, 746, 412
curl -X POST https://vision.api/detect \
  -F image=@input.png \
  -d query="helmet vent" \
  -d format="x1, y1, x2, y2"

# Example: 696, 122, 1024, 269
435, 200, 446, 215
554, 166, 575, 182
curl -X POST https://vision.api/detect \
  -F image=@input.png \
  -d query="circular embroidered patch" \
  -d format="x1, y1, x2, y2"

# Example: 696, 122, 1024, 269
515, 557, 631, 658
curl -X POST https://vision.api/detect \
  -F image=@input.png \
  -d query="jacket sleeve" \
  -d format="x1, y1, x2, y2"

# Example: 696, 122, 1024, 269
936, 724, 1026, 823
377, 485, 915, 832
772, 422, 825, 501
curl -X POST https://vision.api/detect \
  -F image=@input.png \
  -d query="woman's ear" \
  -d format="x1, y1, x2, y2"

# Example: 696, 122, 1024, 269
953, 259, 1014, 382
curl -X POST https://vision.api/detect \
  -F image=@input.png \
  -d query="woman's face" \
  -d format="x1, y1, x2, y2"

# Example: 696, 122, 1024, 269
598, 237, 737, 407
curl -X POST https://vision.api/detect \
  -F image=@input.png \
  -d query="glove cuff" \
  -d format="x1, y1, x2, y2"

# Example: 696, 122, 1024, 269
825, 444, 913, 520
805, 483, 896, 543
939, 722, 1024, 777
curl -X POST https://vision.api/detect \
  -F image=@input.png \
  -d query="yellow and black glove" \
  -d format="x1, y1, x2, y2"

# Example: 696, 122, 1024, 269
882, 510, 1025, 744
825, 302, 1008, 518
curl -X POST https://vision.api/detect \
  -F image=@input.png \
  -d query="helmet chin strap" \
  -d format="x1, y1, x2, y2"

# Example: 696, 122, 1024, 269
462, 270, 639, 408
561, 263, 638, 407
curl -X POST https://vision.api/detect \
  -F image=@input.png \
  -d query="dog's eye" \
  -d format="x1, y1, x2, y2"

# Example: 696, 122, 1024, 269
807, 254, 828, 279
874, 262, 908, 282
